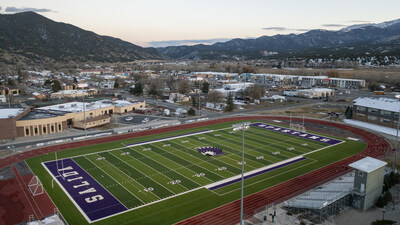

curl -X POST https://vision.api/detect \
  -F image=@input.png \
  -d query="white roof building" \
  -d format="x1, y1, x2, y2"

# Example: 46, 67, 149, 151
353, 97, 400, 112
0, 108, 24, 119
349, 157, 387, 173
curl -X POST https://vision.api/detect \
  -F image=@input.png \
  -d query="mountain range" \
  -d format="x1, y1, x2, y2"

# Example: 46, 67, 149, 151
159, 19, 400, 60
0, 12, 399, 62
0, 12, 163, 63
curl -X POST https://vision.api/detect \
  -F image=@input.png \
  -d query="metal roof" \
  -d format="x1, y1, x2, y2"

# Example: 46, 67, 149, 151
349, 157, 387, 173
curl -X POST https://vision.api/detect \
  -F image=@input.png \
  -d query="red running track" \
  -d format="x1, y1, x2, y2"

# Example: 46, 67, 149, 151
0, 116, 391, 225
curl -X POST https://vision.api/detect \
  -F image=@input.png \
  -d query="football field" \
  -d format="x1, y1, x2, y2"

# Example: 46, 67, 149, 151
38, 121, 347, 223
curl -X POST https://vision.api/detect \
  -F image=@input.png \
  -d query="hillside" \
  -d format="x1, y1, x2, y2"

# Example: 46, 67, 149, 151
0, 12, 163, 63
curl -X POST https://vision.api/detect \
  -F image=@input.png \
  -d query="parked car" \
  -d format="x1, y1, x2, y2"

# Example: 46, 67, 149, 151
125, 116, 134, 121
142, 118, 149, 123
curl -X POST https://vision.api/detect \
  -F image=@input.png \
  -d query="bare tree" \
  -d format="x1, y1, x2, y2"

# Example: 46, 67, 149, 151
178, 79, 191, 94
207, 90, 224, 103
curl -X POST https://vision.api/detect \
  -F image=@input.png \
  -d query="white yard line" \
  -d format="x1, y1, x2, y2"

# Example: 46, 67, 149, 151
91, 186, 203, 223
89, 153, 160, 201
125, 130, 214, 148
147, 143, 219, 183
84, 155, 145, 205
204, 155, 305, 190
117, 149, 190, 192
202, 134, 266, 168
112, 152, 178, 197
41, 161, 92, 224
214, 159, 317, 196
166, 141, 238, 177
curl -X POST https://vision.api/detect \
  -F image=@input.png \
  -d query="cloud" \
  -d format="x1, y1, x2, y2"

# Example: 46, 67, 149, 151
347, 20, 370, 23
5, 7, 54, 13
262, 27, 288, 31
321, 24, 346, 27
295, 29, 312, 32
146, 38, 233, 48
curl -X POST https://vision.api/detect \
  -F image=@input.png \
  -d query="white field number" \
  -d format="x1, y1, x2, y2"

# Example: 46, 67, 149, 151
168, 180, 181, 185
143, 187, 154, 192
193, 173, 205, 177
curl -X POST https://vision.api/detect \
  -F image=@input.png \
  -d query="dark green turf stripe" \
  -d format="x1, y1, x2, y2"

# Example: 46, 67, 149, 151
123, 148, 200, 190
74, 156, 142, 208
164, 141, 243, 175
98, 152, 174, 198
145, 144, 224, 182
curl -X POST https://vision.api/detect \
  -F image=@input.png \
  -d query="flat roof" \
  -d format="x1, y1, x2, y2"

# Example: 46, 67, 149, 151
38, 99, 143, 113
353, 97, 400, 112
349, 157, 387, 173
0, 108, 24, 119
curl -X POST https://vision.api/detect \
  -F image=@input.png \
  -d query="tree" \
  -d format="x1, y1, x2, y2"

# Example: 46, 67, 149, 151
52, 80, 62, 92
114, 79, 119, 88
376, 195, 385, 208
74, 77, 78, 83
225, 93, 234, 112
187, 108, 196, 116
207, 90, 224, 103
244, 84, 264, 101
345, 106, 353, 119
44, 79, 52, 86
7, 79, 15, 87
368, 81, 383, 92
202, 82, 210, 93
178, 79, 191, 94
192, 97, 197, 107
131, 82, 143, 95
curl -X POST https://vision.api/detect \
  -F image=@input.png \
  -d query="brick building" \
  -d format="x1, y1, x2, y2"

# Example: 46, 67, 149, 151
352, 97, 400, 128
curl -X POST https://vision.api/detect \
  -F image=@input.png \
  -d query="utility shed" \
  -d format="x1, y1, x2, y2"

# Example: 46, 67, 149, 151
349, 157, 387, 211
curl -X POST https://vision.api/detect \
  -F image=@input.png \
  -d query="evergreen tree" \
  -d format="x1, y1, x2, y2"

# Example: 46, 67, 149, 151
131, 82, 143, 95
225, 93, 234, 112
187, 108, 196, 116
114, 78, 119, 88
192, 97, 196, 107
51, 80, 62, 92
202, 82, 210, 93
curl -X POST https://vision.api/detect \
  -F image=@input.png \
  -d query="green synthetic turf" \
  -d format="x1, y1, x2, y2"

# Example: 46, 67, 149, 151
26, 120, 365, 225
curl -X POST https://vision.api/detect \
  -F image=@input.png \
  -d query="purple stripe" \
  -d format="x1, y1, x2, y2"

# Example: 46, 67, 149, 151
208, 157, 306, 190
125, 130, 211, 147
43, 158, 127, 221
250, 122, 343, 145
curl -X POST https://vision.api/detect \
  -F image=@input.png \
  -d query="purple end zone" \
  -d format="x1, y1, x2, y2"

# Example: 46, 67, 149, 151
125, 130, 211, 147
208, 157, 306, 190
251, 122, 343, 145
43, 158, 127, 222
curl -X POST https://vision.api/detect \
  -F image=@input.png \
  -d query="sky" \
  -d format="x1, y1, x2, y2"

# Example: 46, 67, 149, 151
1, 0, 400, 47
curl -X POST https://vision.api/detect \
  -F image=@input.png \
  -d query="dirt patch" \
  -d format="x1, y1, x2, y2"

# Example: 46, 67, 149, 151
260, 105, 346, 120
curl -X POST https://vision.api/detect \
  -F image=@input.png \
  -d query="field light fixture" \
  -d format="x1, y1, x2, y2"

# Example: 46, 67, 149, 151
232, 122, 250, 225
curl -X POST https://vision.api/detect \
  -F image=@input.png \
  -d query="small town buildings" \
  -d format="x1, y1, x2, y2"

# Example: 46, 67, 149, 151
0, 85, 20, 96
0, 99, 145, 140
50, 89, 98, 99
352, 97, 400, 128
329, 78, 366, 88
297, 88, 334, 99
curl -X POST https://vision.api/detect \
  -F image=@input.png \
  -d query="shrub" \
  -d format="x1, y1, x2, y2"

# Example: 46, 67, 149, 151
376, 195, 385, 208
187, 108, 196, 116
383, 191, 393, 203
371, 219, 397, 225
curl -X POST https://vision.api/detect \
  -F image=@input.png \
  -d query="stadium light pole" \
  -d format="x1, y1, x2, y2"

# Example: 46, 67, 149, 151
232, 122, 250, 225
394, 95, 400, 172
